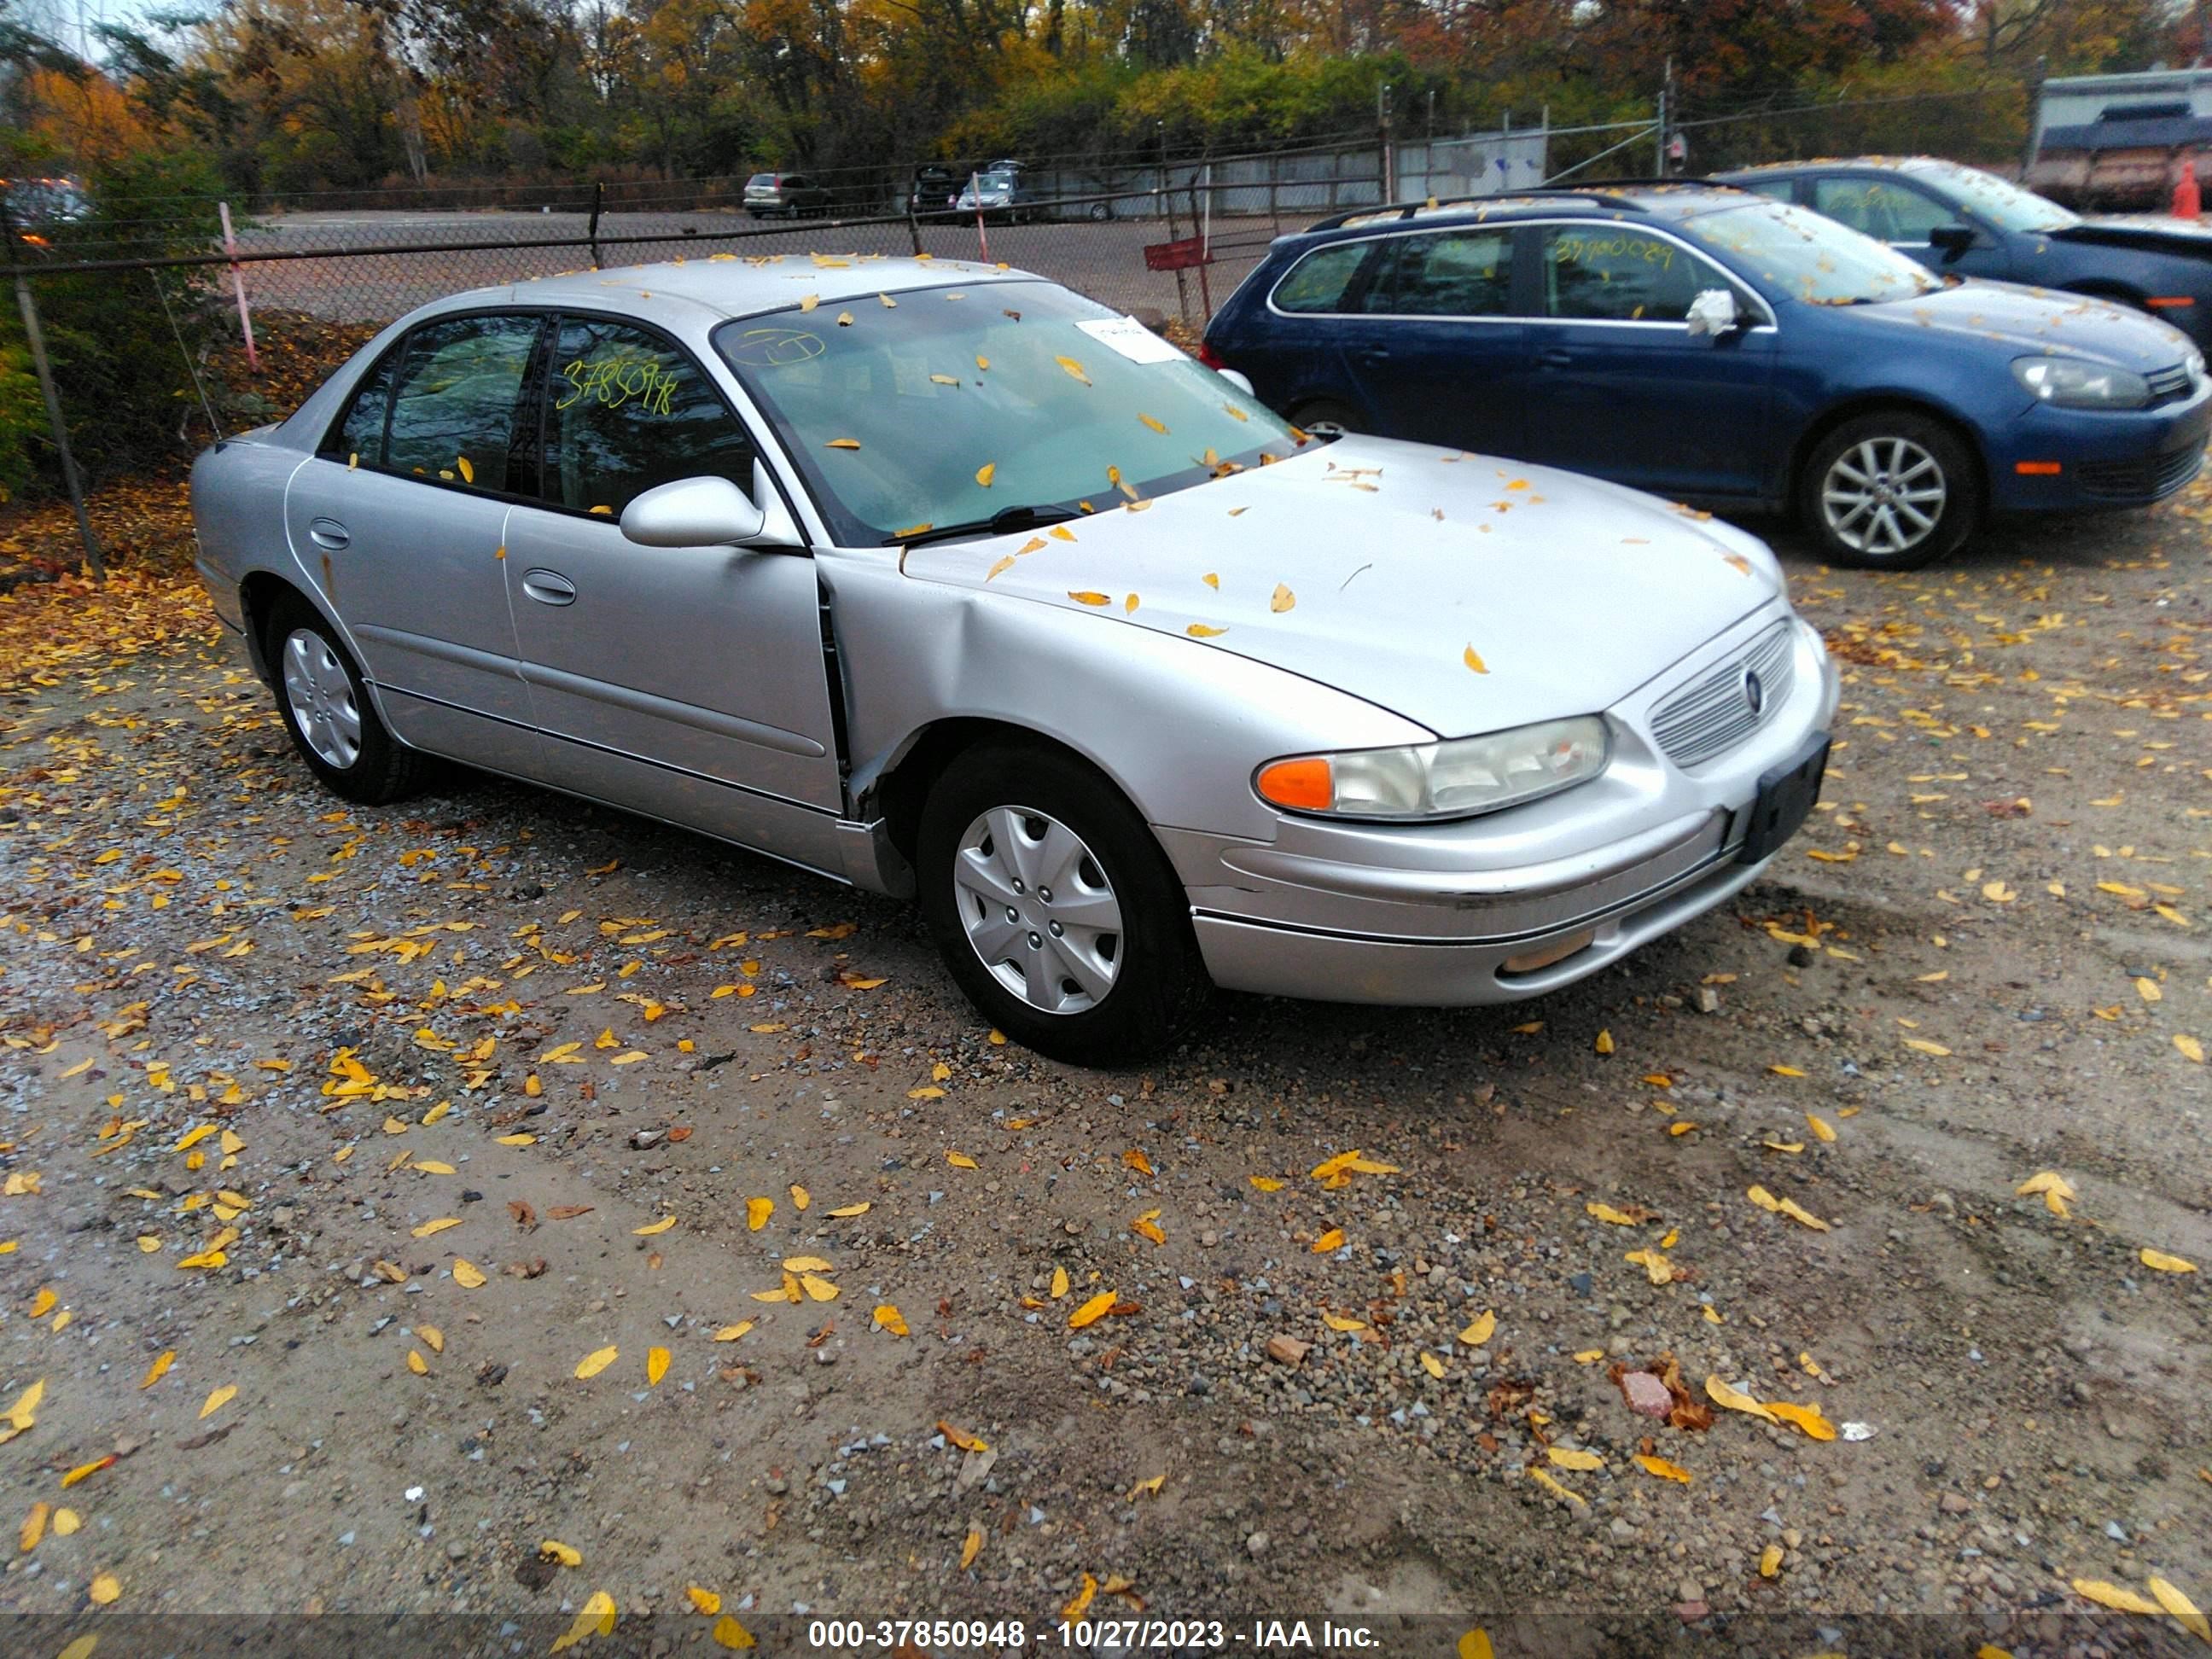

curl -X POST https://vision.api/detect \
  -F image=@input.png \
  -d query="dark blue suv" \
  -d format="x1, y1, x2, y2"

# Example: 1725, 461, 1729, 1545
1202, 183, 2211, 568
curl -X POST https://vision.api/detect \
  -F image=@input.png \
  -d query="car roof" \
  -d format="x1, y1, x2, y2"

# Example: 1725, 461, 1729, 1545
428, 254, 1037, 325
1294, 182, 1761, 241
1717, 155, 1954, 178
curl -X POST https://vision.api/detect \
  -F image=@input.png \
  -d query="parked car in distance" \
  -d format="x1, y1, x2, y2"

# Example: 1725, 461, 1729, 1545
1203, 183, 2210, 568
190, 257, 1837, 1061
954, 163, 1043, 223
1, 175, 88, 234
1718, 155, 2212, 352
742, 172, 832, 219
911, 164, 960, 218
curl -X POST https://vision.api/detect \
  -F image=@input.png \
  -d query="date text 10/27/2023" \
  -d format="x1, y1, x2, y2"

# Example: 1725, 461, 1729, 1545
803, 1619, 1391, 1650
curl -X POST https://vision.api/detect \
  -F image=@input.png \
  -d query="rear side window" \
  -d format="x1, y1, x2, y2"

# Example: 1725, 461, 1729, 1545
1740, 178, 1796, 202
327, 348, 399, 466
383, 314, 541, 486
1813, 177, 1953, 242
1541, 225, 1712, 323
1371, 228, 1514, 317
544, 316, 757, 517
1272, 242, 1374, 313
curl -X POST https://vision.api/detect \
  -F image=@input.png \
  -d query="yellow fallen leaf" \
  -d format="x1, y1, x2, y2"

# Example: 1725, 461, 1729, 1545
1594, 1029, 1615, 1055
1902, 1037, 1952, 1057
51, 1508, 78, 1536
1527, 1466, 1585, 1507
2177, 1034, 2205, 1064
1704, 1375, 1776, 1423
634, 1215, 676, 1236
406, 1350, 429, 1376
1069, 1290, 1116, 1329
647, 1346, 670, 1385
2140, 1248, 2197, 1273
451, 1260, 487, 1288
1458, 1633, 1495, 1659
1547, 1447, 1603, 1471
1132, 1209, 1165, 1245
1806, 1114, 1837, 1143
1585, 1202, 1644, 1225
198, 1384, 236, 1420
824, 438, 861, 451
1187, 624, 1228, 638
687, 1586, 722, 1614
1320, 1311, 1368, 1333
2147, 1576, 2209, 1641
411, 1218, 462, 1238
573, 1346, 619, 1380
1062, 1572, 1098, 1621
417, 1325, 444, 1353
141, 1350, 174, 1389
2017, 1170, 2077, 1218
789, 1185, 810, 1210
20, 1500, 48, 1552
1249, 1175, 1285, 1192
1050, 1266, 1069, 1299
747, 1196, 772, 1231
961, 1523, 984, 1569
946, 1151, 977, 1168
800, 1273, 839, 1302
1634, 1453, 1692, 1483
1068, 591, 1110, 607
1759, 1543, 1783, 1578
874, 1304, 909, 1336
540, 1540, 583, 1567
827, 1202, 870, 1217
1420, 1351, 1446, 1380
495, 1132, 535, 1146
713, 1322, 754, 1342
1270, 583, 1295, 613
939, 1419, 988, 1452
1458, 1310, 1497, 1347
712, 1615, 755, 1650
2072, 1578, 2162, 1615
90, 1569, 120, 1604
1769, 1064, 1807, 1078
782, 1255, 834, 1272
1464, 644, 1488, 673
1766, 1400, 1837, 1441
551, 1588, 617, 1651
1311, 1228, 1344, 1252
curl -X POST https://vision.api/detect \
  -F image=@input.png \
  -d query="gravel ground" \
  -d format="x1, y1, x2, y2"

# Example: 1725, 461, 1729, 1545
0, 478, 2207, 1656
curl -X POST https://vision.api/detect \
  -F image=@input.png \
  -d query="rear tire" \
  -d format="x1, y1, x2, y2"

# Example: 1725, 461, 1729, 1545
1798, 410, 1978, 570
917, 742, 1203, 1064
263, 594, 428, 805
1287, 398, 1362, 437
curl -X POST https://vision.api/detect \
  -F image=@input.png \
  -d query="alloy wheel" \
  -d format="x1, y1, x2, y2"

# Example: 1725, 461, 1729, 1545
952, 806, 1123, 1015
1819, 436, 1947, 557
282, 627, 363, 771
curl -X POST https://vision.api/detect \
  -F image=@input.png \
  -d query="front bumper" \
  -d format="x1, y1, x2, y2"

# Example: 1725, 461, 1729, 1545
1167, 610, 1840, 1006
1987, 381, 2212, 510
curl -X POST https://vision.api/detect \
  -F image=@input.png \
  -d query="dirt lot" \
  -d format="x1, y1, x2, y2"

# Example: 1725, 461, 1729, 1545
0, 457, 2207, 1657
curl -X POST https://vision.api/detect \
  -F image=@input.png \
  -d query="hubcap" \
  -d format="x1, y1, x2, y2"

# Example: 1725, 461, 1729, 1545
1820, 436, 1947, 556
281, 627, 363, 770
952, 806, 1122, 1016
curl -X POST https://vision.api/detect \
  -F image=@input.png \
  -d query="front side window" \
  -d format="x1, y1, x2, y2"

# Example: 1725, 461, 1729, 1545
382, 314, 541, 486
1912, 160, 2076, 233
1371, 228, 1514, 317
1683, 199, 1943, 306
1813, 177, 1953, 243
1272, 242, 1376, 313
544, 316, 757, 517
1541, 224, 1714, 322
719, 280, 1305, 546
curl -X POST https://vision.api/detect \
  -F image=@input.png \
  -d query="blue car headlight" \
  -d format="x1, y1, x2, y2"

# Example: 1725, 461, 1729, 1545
2011, 356, 2151, 410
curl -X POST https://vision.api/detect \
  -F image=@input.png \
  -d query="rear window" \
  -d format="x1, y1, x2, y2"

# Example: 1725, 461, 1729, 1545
1272, 242, 1373, 314
747, 174, 777, 189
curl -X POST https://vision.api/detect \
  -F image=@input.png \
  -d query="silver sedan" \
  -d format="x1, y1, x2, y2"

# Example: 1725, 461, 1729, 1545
189, 255, 1840, 1062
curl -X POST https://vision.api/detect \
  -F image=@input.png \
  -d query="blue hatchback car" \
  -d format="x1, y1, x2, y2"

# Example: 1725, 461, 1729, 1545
1202, 183, 2212, 567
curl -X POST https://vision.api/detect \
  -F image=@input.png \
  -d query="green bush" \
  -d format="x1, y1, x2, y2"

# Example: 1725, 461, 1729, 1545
0, 148, 224, 497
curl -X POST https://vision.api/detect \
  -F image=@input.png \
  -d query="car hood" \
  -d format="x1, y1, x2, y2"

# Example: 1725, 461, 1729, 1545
2054, 214, 2212, 257
1845, 278, 2187, 369
897, 436, 1783, 737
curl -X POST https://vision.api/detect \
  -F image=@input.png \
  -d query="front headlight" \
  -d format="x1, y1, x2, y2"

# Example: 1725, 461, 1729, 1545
2012, 356, 2151, 410
1254, 716, 1610, 822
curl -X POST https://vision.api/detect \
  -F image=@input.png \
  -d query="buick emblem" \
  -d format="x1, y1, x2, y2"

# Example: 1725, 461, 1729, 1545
1742, 668, 1766, 716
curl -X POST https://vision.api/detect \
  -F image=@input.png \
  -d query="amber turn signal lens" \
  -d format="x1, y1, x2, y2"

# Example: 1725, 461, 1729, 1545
1255, 756, 1333, 811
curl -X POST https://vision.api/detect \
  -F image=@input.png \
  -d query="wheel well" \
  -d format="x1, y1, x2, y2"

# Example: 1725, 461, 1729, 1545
2060, 281, 2146, 308
1788, 397, 1987, 512
237, 571, 317, 680
868, 719, 1115, 865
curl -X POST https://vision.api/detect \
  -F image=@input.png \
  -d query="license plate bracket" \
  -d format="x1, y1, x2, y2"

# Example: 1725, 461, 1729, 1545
1737, 732, 1831, 864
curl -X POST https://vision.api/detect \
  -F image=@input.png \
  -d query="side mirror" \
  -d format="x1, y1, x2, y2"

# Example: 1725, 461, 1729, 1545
1685, 288, 1742, 339
1216, 367, 1256, 396
620, 475, 767, 548
1928, 224, 1976, 259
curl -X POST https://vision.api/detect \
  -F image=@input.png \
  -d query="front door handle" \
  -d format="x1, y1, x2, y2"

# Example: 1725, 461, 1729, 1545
1536, 347, 1575, 368
307, 517, 350, 550
1358, 348, 1393, 364
521, 568, 577, 607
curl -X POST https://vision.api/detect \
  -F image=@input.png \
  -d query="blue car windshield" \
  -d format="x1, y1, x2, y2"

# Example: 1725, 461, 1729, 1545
1911, 160, 2079, 234
1681, 199, 1944, 305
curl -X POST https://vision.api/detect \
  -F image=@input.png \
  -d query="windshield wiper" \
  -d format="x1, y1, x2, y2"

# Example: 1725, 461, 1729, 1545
892, 504, 1082, 549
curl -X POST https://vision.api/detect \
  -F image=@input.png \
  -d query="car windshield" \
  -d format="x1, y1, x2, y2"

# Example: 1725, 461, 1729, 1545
1681, 198, 1944, 305
747, 174, 776, 189
717, 279, 1306, 546
1911, 160, 2079, 233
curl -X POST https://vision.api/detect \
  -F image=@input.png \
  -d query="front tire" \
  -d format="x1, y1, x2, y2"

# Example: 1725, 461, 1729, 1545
917, 742, 1202, 1064
264, 595, 428, 805
1799, 410, 1978, 569
1287, 398, 1362, 438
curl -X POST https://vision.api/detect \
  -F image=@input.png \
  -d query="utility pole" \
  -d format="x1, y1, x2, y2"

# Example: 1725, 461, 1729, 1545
2022, 54, 2049, 178
1378, 81, 1395, 201
1656, 57, 1674, 178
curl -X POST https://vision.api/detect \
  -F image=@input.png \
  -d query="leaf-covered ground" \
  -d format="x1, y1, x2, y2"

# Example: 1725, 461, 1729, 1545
0, 406, 2207, 1655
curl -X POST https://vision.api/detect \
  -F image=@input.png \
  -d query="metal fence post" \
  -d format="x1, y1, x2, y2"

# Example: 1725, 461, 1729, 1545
588, 182, 604, 271
0, 203, 105, 581
218, 202, 258, 371
905, 201, 923, 258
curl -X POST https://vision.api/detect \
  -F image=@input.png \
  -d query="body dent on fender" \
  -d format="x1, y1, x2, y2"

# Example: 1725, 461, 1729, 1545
814, 546, 1432, 845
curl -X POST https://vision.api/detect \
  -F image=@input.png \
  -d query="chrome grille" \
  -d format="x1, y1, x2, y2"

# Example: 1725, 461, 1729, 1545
1650, 620, 1796, 769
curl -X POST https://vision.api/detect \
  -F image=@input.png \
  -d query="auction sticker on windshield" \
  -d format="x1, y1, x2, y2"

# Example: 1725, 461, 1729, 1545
1075, 316, 1185, 364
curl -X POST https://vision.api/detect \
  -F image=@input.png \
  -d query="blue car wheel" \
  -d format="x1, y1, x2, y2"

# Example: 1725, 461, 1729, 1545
1800, 410, 1980, 570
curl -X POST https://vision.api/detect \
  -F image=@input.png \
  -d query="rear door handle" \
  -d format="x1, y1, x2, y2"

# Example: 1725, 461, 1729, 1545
1536, 347, 1575, 368
307, 517, 350, 550
521, 568, 577, 607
